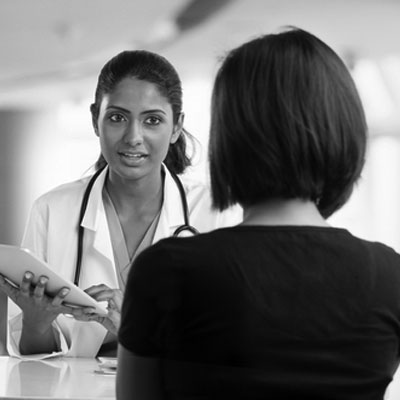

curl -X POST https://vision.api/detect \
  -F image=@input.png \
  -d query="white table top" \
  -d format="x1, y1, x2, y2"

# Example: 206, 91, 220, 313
0, 356, 115, 400
387, 367, 400, 400
0, 355, 399, 399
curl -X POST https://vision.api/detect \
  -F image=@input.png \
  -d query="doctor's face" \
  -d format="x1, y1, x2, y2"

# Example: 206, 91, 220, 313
94, 77, 181, 183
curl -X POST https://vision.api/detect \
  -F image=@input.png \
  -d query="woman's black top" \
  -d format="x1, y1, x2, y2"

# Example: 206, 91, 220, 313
119, 226, 400, 400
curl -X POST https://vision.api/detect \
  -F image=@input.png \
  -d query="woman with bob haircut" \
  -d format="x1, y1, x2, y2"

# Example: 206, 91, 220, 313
117, 28, 400, 399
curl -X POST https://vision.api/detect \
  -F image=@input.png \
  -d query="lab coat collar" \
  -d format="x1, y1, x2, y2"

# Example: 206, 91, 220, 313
80, 166, 108, 232
79, 166, 113, 267
80, 164, 187, 242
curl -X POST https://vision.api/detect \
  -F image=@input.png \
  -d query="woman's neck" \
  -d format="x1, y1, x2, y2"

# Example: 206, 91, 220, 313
241, 198, 329, 227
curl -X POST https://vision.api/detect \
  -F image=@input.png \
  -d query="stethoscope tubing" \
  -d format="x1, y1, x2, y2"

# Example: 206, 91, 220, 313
74, 165, 198, 286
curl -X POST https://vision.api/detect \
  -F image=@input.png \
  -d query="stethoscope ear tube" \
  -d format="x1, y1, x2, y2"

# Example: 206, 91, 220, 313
74, 166, 106, 286
75, 166, 198, 286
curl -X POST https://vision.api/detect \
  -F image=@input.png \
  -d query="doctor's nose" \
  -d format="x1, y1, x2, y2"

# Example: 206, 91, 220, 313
123, 122, 143, 146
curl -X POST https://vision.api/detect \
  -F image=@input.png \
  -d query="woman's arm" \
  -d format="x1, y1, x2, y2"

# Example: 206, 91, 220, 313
116, 344, 164, 400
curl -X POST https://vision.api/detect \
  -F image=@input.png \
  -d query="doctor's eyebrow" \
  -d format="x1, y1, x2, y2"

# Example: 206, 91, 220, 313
106, 105, 168, 116
142, 109, 168, 116
105, 105, 131, 114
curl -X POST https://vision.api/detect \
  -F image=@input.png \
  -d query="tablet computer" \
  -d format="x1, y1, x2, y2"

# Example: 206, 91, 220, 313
0, 244, 107, 315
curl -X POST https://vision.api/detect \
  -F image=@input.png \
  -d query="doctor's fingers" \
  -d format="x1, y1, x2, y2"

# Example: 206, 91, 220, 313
83, 313, 106, 325
68, 306, 96, 319
95, 289, 123, 311
20, 271, 35, 297
108, 291, 123, 311
84, 284, 112, 297
89, 313, 118, 336
32, 276, 49, 304
51, 287, 71, 307
87, 287, 120, 302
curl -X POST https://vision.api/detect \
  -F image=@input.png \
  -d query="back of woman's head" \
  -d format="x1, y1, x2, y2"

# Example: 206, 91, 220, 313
91, 50, 191, 174
209, 27, 367, 218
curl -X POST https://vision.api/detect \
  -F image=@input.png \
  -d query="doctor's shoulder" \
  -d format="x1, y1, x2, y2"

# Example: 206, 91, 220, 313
180, 174, 243, 230
22, 176, 92, 254
29, 176, 91, 217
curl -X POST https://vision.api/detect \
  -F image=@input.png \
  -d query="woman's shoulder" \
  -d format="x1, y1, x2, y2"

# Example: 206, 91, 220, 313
344, 230, 400, 259
133, 229, 223, 276
150, 227, 238, 261
361, 236, 400, 268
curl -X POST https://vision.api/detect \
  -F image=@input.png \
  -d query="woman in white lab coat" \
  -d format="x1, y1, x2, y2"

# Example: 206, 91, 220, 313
0, 50, 241, 358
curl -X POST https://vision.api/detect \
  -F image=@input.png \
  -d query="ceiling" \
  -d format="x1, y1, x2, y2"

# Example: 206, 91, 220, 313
0, 0, 400, 110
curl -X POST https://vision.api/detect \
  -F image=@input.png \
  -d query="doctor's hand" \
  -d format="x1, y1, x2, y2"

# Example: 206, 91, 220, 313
0, 271, 74, 329
70, 284, 123, 336
0, 271, 75, 355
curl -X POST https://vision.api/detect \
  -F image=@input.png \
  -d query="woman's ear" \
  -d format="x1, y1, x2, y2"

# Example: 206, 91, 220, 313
170, 113, 184, 144
90, 104, 99, 137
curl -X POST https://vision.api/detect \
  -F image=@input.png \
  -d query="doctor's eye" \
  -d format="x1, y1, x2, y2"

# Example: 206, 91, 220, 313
108, 113, 127, 123
144, 116, 162, 126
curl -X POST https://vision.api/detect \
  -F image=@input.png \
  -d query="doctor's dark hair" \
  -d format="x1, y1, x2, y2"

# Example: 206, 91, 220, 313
90, 50, 193, 175
209, 27, 367, 218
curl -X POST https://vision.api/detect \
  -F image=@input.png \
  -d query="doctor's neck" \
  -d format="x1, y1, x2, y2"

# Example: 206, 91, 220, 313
105, 168, 164, 212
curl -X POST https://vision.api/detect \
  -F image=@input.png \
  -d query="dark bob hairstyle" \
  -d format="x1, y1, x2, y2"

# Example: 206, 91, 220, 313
209, 27, 367, 218
91, 50, 193, 175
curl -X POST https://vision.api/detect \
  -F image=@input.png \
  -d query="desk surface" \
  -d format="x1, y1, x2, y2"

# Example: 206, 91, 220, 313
1, 355, 400, 399
0, 356, 115, 400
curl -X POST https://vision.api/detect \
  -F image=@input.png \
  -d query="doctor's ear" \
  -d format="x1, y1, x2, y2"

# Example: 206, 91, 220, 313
90, 103, 99, 137
171, 113, 184, 144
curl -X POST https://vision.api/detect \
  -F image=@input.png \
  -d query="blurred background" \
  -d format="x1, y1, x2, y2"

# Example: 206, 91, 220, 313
1, 0, 400, 390
0, 0, 400, 251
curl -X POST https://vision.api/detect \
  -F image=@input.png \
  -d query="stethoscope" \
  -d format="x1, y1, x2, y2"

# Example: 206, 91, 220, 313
74, 165, 199, 286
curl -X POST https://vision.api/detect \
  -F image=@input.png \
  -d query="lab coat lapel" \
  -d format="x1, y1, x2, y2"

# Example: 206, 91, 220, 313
79, 165, 184, 257
153, 166, 185, 243
80, 167, 114, 264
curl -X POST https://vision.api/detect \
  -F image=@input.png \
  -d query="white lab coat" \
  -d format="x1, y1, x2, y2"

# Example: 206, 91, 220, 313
7, 166, 242, 358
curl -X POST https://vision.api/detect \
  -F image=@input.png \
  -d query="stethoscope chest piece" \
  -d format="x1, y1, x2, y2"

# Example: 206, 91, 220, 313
173, 224, 199, 237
